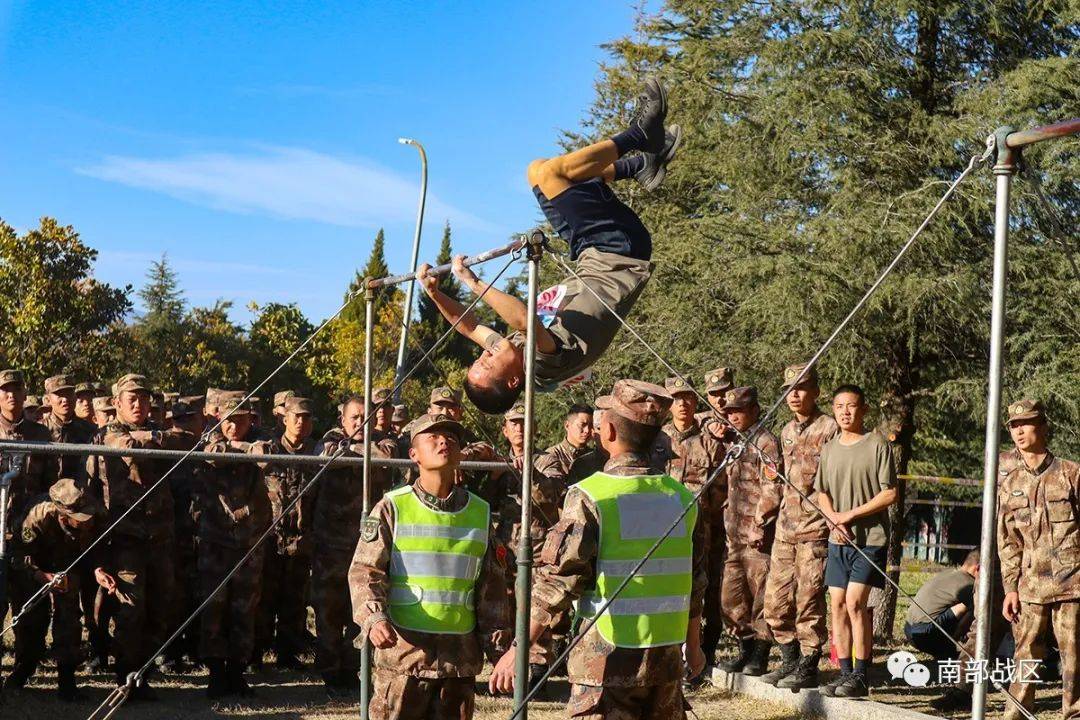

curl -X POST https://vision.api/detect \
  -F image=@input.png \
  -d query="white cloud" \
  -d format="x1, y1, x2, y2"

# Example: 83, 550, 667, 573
77, 146, 497, 232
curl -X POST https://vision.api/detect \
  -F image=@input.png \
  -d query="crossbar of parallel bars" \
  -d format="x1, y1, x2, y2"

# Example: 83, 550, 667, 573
0, 439, 509, 471
366, 236, 526, 289
1006, 117, 1080, 148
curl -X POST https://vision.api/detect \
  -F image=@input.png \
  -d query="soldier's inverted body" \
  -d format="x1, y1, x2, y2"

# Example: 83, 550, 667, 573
94, 373, 196, 697
760, 364, 838, 689
490, 380, 707, 720
197, 395, 272, 698
349, 413, 510, 720
997, 399, 1080, 720
312, 396, 397, 695
652, 377, 727, 667
4, 479, 106, 701
717, 386, 783, 676
256, 397, 316, 669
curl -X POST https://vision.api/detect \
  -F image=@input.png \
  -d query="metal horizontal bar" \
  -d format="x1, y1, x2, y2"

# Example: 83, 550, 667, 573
902, 542, 977, 550
907, 498, 982, 508
1006, 118, 1080, 149
899, 473, 981, 487
367, 236, 526, 289
0, 439, 509, 471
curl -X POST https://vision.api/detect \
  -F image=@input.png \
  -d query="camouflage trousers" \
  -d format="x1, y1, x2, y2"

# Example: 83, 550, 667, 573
312, 546, 358, 674
255, 548, 311, 658
11, 575, 83, 666
763, 539, 828, 654
1005, 600, 1080, 720
198, 542, 263, 663
504, 539, 564, 665
566, 681, 688, 720
370, 671, 475, 720
702, 522, 725, 652
721, 544, 771, 640
111, 539, 177, 673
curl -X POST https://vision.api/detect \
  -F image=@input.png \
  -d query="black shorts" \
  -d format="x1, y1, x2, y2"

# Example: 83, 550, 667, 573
825, 543, 887, 589
533, 179, 651, 261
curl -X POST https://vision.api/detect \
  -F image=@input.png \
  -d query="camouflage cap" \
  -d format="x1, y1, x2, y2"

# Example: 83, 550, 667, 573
664, 376, 696, 398
272, 389, 296, 413
163, 392, 180, 404
150, 391, 165, 409
206, 388, 224, 406
504, 403, 526, 421
1006, 399, 1046, 424
704, 368, 735, 394
430, 386, 462, 406
391, 404, 408, 423
169, 400, 198, 419
0, 369, 25, 388
219, 395, 256, 416
781, 363, 819, 390
408, 412, 465, 443
372, 387, 393, 405
49, 478, 103, 522
595, 379, 673, 427
75, 382, 96, 395
284, 397, 314, 415
722, 386, 759, 411
43, 374, 75, 394
24, 395, 42, 409
114, 373, 151, 396
92, 396, 114, 413
180, 395, 205, 410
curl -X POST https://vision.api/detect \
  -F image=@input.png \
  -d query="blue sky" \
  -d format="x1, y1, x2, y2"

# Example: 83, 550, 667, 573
0, 1, 645, 321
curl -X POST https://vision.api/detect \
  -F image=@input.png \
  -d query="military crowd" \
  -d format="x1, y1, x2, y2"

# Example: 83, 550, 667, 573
0, 363, 1077, 720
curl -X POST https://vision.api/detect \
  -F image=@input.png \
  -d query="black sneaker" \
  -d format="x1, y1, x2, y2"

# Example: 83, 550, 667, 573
818, 672, 849, 697
627, 78, 669, 154
930, 687, 972, 712
634, 125, 683, 192
833, 672, 869, 698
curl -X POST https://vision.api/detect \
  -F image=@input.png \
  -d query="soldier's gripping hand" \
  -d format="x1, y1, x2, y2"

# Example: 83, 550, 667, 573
95, 567, 118, 594
417, 263, 438, 296
685, 643, 706, 680
1003, 591, 1021, 623
489, 646, 516, 695
369, 620, 398, 649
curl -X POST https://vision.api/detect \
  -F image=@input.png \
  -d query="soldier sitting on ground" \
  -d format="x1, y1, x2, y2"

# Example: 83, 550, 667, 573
349, 412, 510, 720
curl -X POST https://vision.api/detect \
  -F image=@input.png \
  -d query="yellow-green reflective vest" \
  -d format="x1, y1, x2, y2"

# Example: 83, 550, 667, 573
576, 472, 697, 648
386, 486, 489, 634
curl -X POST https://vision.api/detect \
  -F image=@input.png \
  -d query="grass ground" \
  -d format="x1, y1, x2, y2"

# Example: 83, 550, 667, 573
1, 564, 1068, 719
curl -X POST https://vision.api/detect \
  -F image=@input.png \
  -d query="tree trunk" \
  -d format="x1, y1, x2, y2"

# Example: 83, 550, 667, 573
873, 346, 916, 641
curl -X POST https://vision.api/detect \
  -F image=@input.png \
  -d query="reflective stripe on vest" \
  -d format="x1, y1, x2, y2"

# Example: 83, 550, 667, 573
386, 486, 489, 634
575, 472, 696, 649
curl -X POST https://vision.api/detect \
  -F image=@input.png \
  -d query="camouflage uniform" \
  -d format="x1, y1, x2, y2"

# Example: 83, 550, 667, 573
764, 371, 838, 655
720, 388, 783, 642
531, 450, 707, 719
997, 400, 1080, 720
164, 400, 204, 664
348, 480, 510, 720
696, 367, 735, 440
95, 375, 195, 681
311, 426, 397, 678
42, 375, 99, 486
0, 370, 59, 524
8, 480, 104, 682
257, 415, 317, 661
197, 419, 272, 665
652, 377, 728, 662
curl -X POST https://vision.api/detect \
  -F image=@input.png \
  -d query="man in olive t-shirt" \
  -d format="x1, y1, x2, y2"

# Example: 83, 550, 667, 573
904, 550, 978, 660
813, 384, 898, 699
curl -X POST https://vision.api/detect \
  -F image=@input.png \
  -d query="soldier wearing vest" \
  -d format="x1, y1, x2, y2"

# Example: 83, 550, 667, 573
348, 412, 510, 720
489, 379, 708, 720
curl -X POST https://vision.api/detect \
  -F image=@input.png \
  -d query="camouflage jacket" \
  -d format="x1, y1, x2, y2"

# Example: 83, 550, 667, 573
531, 451, 708, 687
652, 421, 726, 522
197, 430, 273, 549
348, 482, 511, 677
263, 434, 317, 556
0, 414, 58, 525
997, 450, 1080, 604
777, 411, 839, 543
97, 421, 195, 543
723, 427, 783, 551
490, 451, 564, 557
536, 440, 605, 507
12, 495, 104, 580
312, 427, 397, 552
42, 413, 98, 486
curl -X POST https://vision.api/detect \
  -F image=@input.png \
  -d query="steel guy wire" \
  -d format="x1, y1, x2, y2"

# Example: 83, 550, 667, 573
513, 148, 1038, 720
85, 253, 519, 720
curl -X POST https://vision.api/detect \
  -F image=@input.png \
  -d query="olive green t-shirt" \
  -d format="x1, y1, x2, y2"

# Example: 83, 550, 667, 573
813, 431, 897, 546
905, 568, 975, 624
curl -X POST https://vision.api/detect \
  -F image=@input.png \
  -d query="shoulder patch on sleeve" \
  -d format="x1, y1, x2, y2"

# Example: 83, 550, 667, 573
361, 516, 379, 542
22, 526, 36, 544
